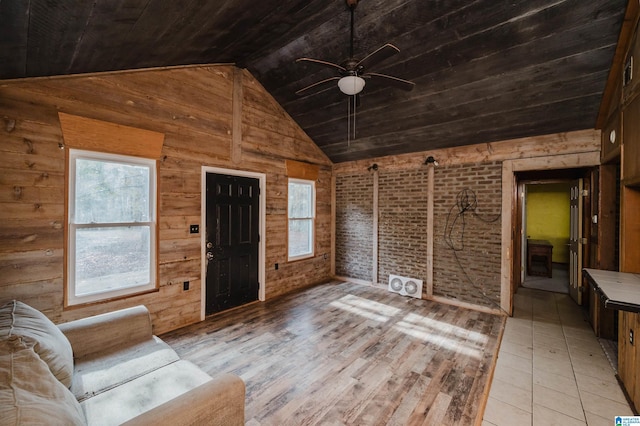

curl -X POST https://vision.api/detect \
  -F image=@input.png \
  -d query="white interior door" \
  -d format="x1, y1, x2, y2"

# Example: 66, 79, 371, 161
521, 184, 527, 284
569, 179, 583, 305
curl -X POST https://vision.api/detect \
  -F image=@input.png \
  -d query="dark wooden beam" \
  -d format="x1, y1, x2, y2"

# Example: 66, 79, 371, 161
0, 1, 30, 79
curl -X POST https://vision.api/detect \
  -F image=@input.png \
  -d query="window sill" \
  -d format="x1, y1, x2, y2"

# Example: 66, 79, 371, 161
64, 287, 159, 310
287, 253, 315, 263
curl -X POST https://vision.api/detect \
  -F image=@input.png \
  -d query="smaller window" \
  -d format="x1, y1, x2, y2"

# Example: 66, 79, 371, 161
288, 179, 315, 261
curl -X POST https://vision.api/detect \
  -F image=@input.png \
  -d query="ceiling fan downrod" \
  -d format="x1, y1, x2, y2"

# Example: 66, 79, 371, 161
295, 0, 414, 148
347, 0, 359, 149
348, 0, 357, 59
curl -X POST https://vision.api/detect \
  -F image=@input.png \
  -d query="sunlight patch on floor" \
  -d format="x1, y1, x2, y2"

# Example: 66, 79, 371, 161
394, 313, 486, 360
329, 294, 487, 359
402, 312, 490, 346
329, 294, 402, 323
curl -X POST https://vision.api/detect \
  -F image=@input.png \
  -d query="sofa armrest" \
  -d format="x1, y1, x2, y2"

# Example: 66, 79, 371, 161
58, 305, 153, 359
122, 373, 246, 426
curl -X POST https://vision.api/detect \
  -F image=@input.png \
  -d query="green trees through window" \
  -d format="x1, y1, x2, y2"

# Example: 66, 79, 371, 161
68, 150, 156, 305
288, 179, 315, 260
75, 159, 150, 224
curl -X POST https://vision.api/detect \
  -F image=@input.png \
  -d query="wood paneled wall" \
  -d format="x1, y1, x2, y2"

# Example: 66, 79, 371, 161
0, 65, 332, 333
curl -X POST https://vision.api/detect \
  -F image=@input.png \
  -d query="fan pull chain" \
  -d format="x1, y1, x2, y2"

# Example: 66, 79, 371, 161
347, 95, 357, 148
353, 94, 357, 140
347, 96, 350, 148
347, 96, 351, 148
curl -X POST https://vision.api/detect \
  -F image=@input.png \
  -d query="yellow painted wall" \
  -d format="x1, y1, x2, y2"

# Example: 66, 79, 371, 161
526, 183, 571, 263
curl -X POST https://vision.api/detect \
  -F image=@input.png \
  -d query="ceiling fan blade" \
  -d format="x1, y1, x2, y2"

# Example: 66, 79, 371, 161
356, 43, 400, 70
296, 57, 346, 72
295, 76, 341, 95
364, 72, 415, 91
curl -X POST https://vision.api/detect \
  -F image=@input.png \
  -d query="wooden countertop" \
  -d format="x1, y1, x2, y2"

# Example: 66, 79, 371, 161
583, 269, 640, 313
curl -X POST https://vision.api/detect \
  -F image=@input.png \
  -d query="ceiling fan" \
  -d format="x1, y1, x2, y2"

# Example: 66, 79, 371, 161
295, 0, 415, 98
295, 0, 415, 143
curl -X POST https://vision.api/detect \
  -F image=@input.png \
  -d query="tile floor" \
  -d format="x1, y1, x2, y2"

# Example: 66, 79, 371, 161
482, 287, 635, 426
522, 264, 569, 294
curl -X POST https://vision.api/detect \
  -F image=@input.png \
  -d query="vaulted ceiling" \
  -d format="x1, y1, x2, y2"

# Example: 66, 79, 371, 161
0, 0, 627, 162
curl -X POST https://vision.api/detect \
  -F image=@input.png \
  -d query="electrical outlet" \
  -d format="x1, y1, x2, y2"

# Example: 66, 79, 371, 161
630, 329, 634, 345
189, 224, 199, 234
275, 263, 279, 270
183, 281, 190, 291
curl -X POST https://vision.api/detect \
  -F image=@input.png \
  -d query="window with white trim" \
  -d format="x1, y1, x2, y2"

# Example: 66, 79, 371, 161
288, 178, 315, 261
67, 149, 157, 305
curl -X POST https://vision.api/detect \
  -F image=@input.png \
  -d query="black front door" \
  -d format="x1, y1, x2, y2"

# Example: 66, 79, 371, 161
205, 173, 259, 315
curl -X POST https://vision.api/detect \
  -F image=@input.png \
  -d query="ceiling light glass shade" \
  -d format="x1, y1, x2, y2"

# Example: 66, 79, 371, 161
338, 75, 365, 95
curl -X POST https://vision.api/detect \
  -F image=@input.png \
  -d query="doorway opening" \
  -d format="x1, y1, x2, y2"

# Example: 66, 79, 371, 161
200, 167, 266, 319
514, 168, 591, 305
521, 181, 572, 294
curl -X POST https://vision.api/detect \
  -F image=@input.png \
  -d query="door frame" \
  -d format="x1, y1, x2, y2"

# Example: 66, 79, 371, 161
200, 166, 266, 320
500, 152, 600, 315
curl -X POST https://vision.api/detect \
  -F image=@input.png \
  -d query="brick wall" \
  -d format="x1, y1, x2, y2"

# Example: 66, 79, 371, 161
335, 173, 373, 281
334, 161, 502, 309
432, 162, 502, 307
378, 169, 429, 291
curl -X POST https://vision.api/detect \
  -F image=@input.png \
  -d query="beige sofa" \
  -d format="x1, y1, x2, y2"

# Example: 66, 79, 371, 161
0, 301, 245, 425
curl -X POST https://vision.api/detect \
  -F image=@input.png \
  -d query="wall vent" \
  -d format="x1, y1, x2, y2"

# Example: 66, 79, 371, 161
388, 275, 423, 299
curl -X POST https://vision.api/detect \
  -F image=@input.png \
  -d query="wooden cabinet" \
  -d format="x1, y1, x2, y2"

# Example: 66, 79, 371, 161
619, 311, 640, 410
621, 186, 640, 273
622, 17, 640, 186
601, 109, 621, 163
597, 3, 640, 411
601, 70, 622, 164
623, 24, 640, 103
588, 281, 616, 340
593, 165, 619, 271
622, 94, 640, 186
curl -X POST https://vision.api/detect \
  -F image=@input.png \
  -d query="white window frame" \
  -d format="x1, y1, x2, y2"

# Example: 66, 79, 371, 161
67, 149, 157, 306
287, 178, 316, 261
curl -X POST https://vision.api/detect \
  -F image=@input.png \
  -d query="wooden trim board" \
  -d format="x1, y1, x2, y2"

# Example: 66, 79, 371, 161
58, 112, 164, 158
286, 159, 320, 180
232, 68, 243, 164
372, 169, 379, 285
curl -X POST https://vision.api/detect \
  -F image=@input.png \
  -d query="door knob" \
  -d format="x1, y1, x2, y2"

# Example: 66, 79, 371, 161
206, 252, 214, 260
206, 242, 213, 249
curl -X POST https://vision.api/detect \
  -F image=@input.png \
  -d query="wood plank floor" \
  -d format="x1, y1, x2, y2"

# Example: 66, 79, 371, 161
161, 281, 505, 425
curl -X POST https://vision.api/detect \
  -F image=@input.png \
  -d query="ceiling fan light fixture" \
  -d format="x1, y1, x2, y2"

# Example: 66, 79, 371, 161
338, 75, 365, 95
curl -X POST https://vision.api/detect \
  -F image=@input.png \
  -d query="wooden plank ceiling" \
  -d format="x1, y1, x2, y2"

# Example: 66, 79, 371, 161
0, 0, 627, 163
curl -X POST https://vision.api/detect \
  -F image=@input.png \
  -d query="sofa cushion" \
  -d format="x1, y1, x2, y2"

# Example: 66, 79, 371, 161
58, 305, 154, 359
70, 335, 180, 401
122, 375, 246, 426
0, 337, 86, 425
0, 300, 74, 388
80, 360, 212, 426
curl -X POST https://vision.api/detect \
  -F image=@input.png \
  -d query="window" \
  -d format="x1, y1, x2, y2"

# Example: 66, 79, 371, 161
67, 149, 157, 305
288, 179, 315, 260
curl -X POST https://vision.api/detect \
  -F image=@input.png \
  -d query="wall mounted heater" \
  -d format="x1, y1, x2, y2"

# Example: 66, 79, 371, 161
388, 275, 423, 299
